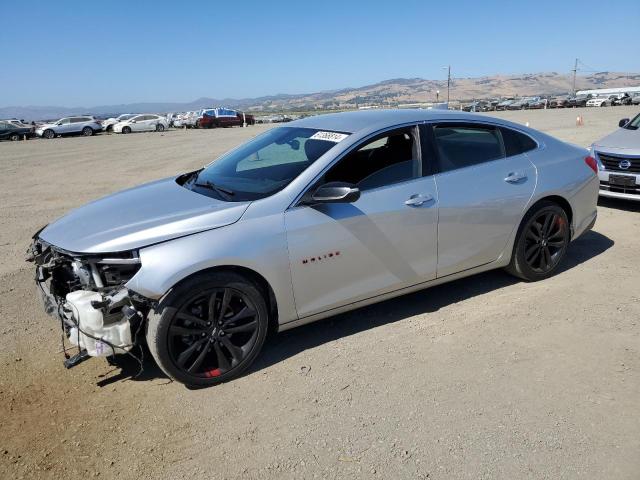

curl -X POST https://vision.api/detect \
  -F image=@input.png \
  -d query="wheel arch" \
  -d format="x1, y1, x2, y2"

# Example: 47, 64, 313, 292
530, 195, 573, 226
160, 265, 280, 335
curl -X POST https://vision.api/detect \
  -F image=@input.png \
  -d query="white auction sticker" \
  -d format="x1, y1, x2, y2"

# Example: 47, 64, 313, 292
309, 131, 349, 143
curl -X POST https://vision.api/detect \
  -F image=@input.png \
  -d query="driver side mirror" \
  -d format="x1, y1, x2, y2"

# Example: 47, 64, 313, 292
619, 118, 630, 127
311, 182, 360, 204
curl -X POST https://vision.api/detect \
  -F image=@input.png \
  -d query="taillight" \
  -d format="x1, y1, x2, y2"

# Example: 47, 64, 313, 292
585, 156, 597, 174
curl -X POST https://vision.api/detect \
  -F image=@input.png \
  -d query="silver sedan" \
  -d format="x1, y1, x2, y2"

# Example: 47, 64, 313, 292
29, 109, 598, 386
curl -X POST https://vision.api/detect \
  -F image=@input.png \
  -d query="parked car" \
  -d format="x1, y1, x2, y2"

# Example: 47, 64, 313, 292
0, 120, 33, 141
35, 116, 103, 139
565, 94, 592, 108
103, 114, 137, 132
506, 97, 538, 110
462, 102, 488, 113
495, 99, 515, 111
586, 96, 613, 107
591, 113, 640, 201
197, 108, 255, 128
112, 114, 168, 133
632, 93, 640, 105
548, 96, 568, 108
611, 93, 632, 106
28, 109, 598, 387
528, 98, 547, 109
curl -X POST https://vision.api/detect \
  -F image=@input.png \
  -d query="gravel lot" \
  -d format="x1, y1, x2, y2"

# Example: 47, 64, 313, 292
1, 107, 639, 479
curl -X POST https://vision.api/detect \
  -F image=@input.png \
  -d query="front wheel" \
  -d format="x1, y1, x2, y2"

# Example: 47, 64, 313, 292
122, 126, 131, 134
505, 201, 570, 281
9, 133, 20, 141
43, 129, 55, 139
146, 271, 269, 387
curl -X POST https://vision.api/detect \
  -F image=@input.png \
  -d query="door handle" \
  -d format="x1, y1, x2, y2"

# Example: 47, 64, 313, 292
404, 193, 434, 207
504, 172, 527, 183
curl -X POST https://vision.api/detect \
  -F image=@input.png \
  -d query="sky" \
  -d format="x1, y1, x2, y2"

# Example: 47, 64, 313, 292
1, 0, 638, 107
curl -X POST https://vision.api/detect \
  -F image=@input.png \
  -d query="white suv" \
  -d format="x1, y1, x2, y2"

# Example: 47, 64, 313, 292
36, 116, 103, 139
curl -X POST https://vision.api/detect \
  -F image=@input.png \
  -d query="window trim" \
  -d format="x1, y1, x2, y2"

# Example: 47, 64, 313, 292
292, 123, 425, 208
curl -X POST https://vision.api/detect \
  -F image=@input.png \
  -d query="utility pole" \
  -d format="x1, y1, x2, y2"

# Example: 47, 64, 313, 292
572, 58, 578, 95
447, 65, 451, 104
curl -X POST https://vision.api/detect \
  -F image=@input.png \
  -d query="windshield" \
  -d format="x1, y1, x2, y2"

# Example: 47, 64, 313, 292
624, 113, 640, 130
119, 114, 136, 120
185, 127, 347, 201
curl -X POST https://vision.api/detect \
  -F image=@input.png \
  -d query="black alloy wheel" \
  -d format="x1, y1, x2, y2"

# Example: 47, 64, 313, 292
506, 201, 570, 281
82, 126, 93, 136
522, 210, 567, 273
43, 129, 55, 139
147, 271, 268, 387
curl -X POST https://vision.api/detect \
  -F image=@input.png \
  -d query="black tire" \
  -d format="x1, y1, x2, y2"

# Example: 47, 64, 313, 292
82, 126, 93, 136
505, 201, 570, 281
155, 123, 165, 132
43, 129, 55, 139
146, 271, 269, 387
122, 126, 131, 134
106, 125, 113, 132
9, 133, 20, 141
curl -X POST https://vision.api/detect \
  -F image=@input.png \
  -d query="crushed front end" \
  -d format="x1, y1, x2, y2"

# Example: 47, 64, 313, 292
26, 236, 153, 369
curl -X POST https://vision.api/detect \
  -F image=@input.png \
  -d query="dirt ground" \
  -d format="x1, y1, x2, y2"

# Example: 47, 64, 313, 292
1, 107, 639, 479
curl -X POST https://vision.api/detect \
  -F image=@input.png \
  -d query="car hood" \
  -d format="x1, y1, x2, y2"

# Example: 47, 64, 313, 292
39, 177, 250, 253
37, 123, 56, 129
593, 128, 640, 151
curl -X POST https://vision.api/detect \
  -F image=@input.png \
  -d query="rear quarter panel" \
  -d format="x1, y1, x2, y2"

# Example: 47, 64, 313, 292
526, 134, 598, 239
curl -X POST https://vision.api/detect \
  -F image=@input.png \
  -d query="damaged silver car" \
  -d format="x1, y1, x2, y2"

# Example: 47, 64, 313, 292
28, 110, 598, 387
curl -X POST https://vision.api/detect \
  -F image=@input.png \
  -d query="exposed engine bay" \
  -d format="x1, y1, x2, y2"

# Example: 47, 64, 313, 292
26, 236, 153, 370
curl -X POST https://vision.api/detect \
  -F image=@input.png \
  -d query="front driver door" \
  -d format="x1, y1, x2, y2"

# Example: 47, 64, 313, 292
285, 125, 439, 319
424, 122, 537, 277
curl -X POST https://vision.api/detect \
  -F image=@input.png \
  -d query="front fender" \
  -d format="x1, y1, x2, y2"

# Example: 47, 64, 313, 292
125, 212, 298, 325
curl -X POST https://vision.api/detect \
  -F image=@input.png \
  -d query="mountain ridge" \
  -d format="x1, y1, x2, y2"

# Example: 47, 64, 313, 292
2, 71, 639, 120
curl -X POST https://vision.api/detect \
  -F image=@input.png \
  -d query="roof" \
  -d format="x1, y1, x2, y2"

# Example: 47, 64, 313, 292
289, 109, 496, 134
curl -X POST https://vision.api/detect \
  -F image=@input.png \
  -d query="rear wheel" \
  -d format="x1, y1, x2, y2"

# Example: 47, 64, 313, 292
9, 133, 20, 141
81, 126, 93, 136
155, 123, 165, 132
506, 201, 570, 281
146, 271, 269, 387
122, 126, 131, 134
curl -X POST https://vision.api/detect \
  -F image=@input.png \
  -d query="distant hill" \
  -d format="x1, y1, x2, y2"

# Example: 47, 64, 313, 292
2, 71, 639, 120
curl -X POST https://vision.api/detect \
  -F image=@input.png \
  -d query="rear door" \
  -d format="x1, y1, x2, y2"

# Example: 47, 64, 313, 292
68, 117, 85, 133
423, 122, 537, 277
285, 125, 439, 318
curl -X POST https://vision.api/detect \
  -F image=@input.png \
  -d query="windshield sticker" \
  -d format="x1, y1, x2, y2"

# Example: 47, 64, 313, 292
310, 131, 349, 143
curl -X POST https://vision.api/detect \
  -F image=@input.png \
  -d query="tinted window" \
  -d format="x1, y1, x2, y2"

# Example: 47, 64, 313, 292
69, 117, 83, 123
500, 127, 537, 156
324, 127, 419, 190
433, 124, 504, 173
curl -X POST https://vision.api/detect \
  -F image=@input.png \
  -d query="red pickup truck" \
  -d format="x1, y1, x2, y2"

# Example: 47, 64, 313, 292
197, 108, 255, 128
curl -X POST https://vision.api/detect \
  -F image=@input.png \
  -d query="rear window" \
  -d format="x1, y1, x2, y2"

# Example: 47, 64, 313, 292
500, 127, 537, 157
